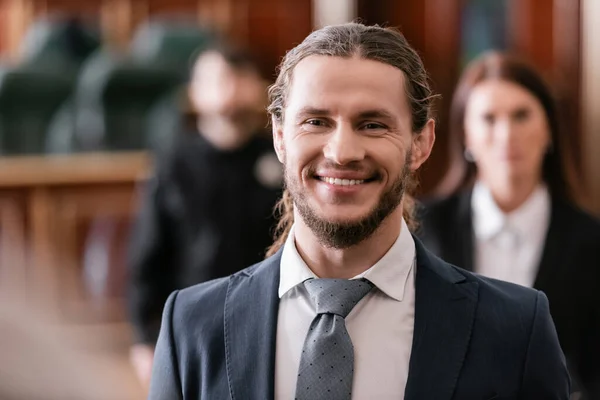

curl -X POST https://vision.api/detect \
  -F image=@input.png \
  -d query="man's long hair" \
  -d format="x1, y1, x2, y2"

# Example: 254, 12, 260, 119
265, 23, 438, 257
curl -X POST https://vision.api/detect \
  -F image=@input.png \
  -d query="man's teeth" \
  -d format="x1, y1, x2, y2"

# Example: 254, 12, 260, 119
321, 177, 365, 186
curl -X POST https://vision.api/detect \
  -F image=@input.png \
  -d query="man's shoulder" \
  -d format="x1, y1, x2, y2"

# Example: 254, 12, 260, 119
173, 261, 266, 312
160, 259, 271, 351
418, 243, 542, 325
447, 261, 542, 320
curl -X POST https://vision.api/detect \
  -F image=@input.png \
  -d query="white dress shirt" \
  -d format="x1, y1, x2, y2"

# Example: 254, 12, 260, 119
275, 219, 416, 400
471, 181, 551, 288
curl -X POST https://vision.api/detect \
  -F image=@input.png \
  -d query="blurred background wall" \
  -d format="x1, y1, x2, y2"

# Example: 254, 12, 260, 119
582, 0, 600, 218
0, 0, 596, 398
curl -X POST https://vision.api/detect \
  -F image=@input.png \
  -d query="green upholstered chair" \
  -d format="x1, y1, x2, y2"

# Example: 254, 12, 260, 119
0, 65, 73, 154
20, 15, 100, 73
46, 51, 183, 153
145, 89, 186, 151
130, 17, 214, 78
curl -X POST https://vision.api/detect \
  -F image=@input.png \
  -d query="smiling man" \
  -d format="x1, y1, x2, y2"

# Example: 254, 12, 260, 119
148, 23, 570, 400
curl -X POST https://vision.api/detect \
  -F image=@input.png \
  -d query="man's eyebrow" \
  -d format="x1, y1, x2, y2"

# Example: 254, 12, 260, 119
293, 107, 397, 121
296, 107, 331, 118
356, 109, 395, 120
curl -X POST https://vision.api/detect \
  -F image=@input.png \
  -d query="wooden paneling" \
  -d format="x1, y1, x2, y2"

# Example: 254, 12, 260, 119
146, 0, 196, 15
420, 0, 464, 196
0, 0, 35, 60
508, 0, 555, 72
100, 0, 147, 50
358, 0, 425, 49
234, 0, 312, 80
510, 0, 584, 201
581, 0, 600, 214
0, 0, 313, 77
34, 0, 103, 15
553, 0, 584, 196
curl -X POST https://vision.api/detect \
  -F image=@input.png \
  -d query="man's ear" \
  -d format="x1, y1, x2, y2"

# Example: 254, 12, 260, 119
272, 117, 285, 163
410, 118, 436, 171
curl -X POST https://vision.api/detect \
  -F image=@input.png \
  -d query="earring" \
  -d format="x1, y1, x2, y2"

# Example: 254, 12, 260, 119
464, 148, 476, 163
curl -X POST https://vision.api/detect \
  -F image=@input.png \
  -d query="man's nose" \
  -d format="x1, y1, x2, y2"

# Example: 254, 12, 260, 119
323, 124, 366, 165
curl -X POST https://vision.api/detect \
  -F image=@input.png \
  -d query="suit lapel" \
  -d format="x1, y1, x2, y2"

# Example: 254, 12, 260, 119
224, 252, 281, 400
405, 238, 479, 400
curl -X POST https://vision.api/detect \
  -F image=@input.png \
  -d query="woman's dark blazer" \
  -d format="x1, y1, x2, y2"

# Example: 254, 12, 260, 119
417, 190, 600, 399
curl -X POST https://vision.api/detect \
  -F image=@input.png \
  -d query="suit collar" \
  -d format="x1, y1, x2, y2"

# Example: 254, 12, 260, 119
224, 251, 282, 400
404, 237, 478, 400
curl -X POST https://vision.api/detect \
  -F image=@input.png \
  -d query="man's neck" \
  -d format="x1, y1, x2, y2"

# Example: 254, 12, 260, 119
293, 207, 403, 279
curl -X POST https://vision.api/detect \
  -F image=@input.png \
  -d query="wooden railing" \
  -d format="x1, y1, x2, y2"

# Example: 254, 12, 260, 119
0, 151, 151, 321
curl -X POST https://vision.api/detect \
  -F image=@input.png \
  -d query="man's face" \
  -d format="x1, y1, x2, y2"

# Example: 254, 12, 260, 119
189, 52, 266, 148
273, 55, 433, 248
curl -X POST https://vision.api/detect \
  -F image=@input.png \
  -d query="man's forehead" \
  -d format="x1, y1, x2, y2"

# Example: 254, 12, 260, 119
286, 55, 409, 116
292, 54, 405, 81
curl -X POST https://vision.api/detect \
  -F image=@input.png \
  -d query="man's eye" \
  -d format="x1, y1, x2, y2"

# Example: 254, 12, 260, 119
360, 122, 388, 133
363, 123, 385, 130
302, 119, 329, 131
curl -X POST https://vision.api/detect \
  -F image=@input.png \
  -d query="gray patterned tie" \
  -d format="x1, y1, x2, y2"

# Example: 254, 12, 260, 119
295, 278, 375, 400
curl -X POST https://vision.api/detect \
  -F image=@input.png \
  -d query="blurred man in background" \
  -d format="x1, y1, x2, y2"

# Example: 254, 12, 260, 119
127, 42, 282, 387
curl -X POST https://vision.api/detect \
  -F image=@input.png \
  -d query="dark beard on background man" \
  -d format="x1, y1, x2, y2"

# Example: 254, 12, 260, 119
285, 154, 412, 249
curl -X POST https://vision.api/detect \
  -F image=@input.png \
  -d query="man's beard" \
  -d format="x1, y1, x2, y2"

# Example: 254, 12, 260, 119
284, 153, 412, 249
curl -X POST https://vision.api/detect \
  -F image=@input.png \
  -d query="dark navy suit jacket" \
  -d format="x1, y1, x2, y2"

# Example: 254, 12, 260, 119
148, 238, 570, 399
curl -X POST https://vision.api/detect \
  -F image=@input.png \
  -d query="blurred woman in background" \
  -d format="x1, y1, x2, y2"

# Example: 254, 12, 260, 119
417, 51, 600, 399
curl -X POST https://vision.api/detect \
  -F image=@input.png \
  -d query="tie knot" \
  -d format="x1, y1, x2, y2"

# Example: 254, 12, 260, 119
304, 278, 374, 318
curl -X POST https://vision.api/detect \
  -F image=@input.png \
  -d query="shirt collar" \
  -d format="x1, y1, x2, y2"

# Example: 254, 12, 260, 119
471, 181, 504, 240
471, 181, 551, 241
278, 219, 416, 302
278, 225, 317, 298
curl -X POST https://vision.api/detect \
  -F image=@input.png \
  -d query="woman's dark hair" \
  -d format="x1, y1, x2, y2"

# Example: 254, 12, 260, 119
449, 51, 572, 202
